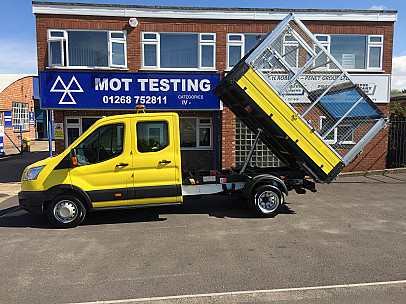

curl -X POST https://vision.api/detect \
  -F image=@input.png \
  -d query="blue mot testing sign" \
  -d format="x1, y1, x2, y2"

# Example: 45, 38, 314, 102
39, 71, 221, 110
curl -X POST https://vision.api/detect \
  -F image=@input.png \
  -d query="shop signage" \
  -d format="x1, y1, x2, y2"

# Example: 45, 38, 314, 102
54, 123, 64, 140
39, 71, 221, 110
29, 112, 35, 125
4, 111, 12, 127
265, 73, 390, 103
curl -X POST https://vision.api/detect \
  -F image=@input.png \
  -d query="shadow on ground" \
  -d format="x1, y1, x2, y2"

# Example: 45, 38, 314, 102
0, 194, 295, 229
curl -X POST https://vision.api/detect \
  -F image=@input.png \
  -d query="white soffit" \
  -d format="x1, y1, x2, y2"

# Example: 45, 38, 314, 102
32, 4, 397, 22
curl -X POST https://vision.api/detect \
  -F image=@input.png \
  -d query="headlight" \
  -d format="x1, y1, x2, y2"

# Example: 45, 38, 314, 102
24, 166, 45, 181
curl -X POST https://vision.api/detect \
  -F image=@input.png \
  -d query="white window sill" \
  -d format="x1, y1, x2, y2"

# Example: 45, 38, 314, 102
47, 66, 129, 71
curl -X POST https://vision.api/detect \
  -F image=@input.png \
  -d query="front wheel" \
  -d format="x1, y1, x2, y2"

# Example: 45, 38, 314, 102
249, 185, 283, 218
47, 194, 87, 228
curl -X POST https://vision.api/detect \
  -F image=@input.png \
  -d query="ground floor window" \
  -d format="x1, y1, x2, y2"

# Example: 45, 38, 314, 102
12, 102, 29, 131
65, 116, 101, 147
180, 117, 213, 149
235, 118, 281, 167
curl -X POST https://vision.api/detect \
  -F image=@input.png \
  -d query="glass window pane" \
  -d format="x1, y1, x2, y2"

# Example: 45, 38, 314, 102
330, 36, 366, 69
284, 46, 298, 67
369, 47, 381, 68
51, 31, 64, 38
180, 118, 196, 147
98, 124, 124, 161
75, 124, 124, 165
144, 33, 157, 40
144, 44, 157, 66
112, 42, 125, 66
201, 45, 214, 67
245, 34, 263, 53
370, 36, 382, 43
160, 34, 198, 68
201, 34, 214, 41
137, 121, 169, 152
82, 118, 99, 132
199, 127, 211, 147
111, 32, 124, 39
229, 35, 242, 41
50, 41, 62, 65
68, 31, 108, 67
67, 128, 80, 146
229, 45, 242, 67
316, 36, 328, 42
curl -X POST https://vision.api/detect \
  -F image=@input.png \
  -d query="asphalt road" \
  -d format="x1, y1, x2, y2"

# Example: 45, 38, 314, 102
0, 172, 405, 303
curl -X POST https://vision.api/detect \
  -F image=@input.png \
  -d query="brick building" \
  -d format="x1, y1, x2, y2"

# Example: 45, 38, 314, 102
0, 75, 37, 155
33, 2, 396, 172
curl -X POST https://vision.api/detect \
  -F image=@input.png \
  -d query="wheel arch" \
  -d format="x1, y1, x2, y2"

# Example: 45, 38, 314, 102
42, 185, 92, 211
243, 174, 288, 199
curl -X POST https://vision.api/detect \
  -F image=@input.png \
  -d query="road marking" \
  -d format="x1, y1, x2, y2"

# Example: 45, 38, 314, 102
69, 279, 406, 304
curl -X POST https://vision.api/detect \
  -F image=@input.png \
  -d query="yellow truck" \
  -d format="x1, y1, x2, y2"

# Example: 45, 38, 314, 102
19, 14, 387, 228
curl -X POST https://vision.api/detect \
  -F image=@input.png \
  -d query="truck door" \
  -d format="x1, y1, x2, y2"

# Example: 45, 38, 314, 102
132, 115, 182, 205
69, 118, 134, 208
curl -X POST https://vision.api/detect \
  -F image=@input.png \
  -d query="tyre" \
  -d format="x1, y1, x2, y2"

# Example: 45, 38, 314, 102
249, 185, 283, 217
47, 194, 87, 228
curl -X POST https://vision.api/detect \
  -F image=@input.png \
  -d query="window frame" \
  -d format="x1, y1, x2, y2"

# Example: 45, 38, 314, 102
47, 29, 127, 69
226, 33, 265, 71
180, 117, 213, 150
141, 32, 216, 71
12, 102, 29, 131
319, 116, 355, 145
318, 34, 384, 72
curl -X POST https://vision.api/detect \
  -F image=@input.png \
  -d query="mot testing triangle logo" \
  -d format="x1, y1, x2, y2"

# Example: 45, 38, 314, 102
50, 76, 84, 105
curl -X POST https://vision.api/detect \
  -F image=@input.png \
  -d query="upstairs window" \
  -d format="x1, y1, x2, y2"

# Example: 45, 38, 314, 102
227, 33, 264, 70
47, 30, 127, 69
320, 34, 384, 71
142, 32, 216, 70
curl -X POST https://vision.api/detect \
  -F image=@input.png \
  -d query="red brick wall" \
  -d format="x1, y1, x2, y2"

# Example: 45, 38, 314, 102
35, 14, 395, 171
0, 77, 35, 154
342, 103, 389, 172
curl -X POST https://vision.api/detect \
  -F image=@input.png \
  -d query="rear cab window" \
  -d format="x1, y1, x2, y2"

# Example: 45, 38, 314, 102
136, 121, 169, 153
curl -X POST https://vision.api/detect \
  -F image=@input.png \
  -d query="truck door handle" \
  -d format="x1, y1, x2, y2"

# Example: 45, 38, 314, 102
116, 163, 129, 167
159, 160, 171, 164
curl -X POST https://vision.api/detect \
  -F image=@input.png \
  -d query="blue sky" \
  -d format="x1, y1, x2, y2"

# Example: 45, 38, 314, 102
1, 0, 405, 88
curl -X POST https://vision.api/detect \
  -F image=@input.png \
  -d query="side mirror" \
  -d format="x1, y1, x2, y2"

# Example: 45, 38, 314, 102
70, 149, 78, 167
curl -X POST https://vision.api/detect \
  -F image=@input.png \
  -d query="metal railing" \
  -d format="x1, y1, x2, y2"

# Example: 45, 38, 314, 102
387, 118, 406, 168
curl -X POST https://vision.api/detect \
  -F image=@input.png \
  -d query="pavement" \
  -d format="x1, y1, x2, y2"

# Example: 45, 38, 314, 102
0, 148, 406, 303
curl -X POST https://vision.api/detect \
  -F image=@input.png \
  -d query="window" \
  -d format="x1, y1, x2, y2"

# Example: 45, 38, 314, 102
319, 116, 355, 145
142, 32, 216, 70
179, 118, 212, 149
316, 34, 383, 71
137, 121, 169, 152
75, 123, 124, 165
12, 102, 29, 131
0, 112, 3, 126
65, 117, 101, 147
227, 34, 264, 70
47, 30, 127, 68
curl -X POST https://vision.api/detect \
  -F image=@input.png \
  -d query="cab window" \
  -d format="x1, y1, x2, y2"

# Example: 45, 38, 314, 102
75, 123, 124, 165
137, 121, 168, 152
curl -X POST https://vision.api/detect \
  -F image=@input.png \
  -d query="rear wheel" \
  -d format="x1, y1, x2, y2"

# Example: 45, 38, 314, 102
47, 194, 86, 228
249, 185, 283, 217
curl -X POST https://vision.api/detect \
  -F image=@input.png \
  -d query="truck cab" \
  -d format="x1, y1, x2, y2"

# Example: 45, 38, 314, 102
19, 112, 183, 228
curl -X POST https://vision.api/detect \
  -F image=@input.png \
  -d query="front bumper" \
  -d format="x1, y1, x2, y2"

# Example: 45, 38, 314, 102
18, 191, 44, 215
